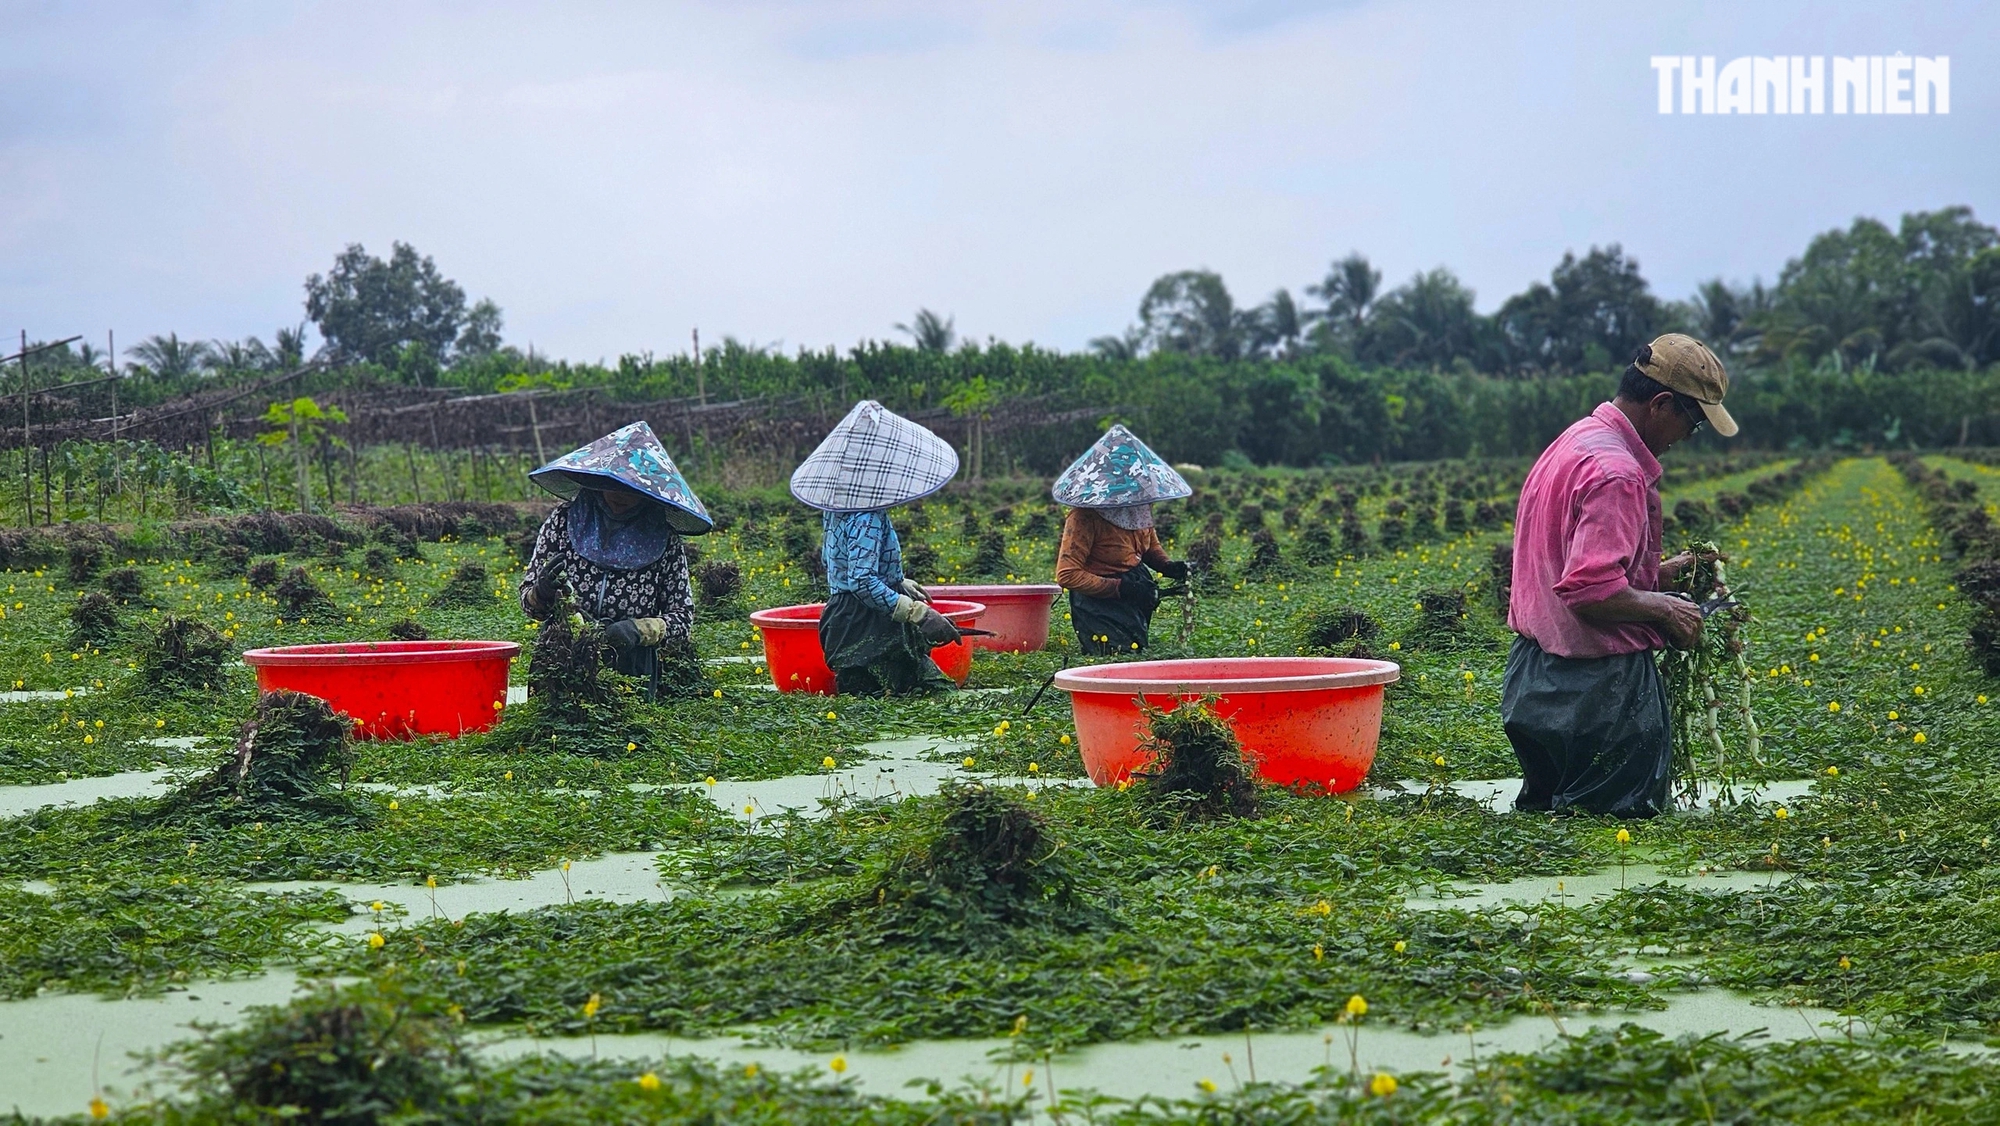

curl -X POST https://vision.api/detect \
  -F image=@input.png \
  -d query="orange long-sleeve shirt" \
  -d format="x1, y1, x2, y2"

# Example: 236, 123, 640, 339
1055, 508, 1171, 599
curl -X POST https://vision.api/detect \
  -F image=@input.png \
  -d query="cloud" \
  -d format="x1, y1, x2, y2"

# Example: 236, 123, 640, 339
0, 0, 1993, 359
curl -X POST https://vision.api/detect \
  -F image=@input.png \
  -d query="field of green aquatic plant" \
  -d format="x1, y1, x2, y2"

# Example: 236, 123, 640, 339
6, 453, 2000, 1121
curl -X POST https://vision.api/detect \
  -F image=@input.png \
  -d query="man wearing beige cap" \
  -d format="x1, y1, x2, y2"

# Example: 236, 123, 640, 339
1502, 333, 1737, 818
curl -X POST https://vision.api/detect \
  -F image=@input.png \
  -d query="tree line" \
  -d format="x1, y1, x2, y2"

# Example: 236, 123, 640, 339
10, 206, 1999, 472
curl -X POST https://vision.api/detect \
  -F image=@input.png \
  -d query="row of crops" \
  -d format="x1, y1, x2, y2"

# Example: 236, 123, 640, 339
2, 453, 1998, 1120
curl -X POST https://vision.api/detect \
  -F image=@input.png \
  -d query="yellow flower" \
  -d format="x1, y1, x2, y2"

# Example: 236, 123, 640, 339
1370, 1072, 1398, 1097
1774, 807, 1790, 820
1838, 955, 1851, 970
367, 932, 385, 949
388, 800, 399, 810
89, 1097, 109, 1119
743, 804, 755, 815
743, 1063, 760, 1078
1825, 766, 1839, 776
704, 775, 717, 786
825, 711, 837, 720
1028, 762, 1040, 773
1022, 1069, 1035, 1087
626, 742, 637, 752
1388, 641, 1401, 650
637, 1071, 661, 1091
1393, 939, 1407, 954
1913, 731, 1927, 743
829, 1054, 847, 1074
1059, 733, 1072, 745
1198, 1078, 1217, 1093
1615, 828, 1631, 845
712, 689, 723, 698
1432, 754, 1446, 767
369, 900, 385, 911
83, 734, 93, 744
581, 992, 601, 1019
1345, 994, 1368, 1017
823, 756, 837, 769
1826, 701, 1840, 713
1313, 943, 1324, 960
503, 771, 513, 781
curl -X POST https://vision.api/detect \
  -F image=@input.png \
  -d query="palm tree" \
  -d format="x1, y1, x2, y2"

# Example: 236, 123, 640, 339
272, 324, 310, 370
125, 334, 214, 381
895, 309, 957, 352
209, 337, 273, 374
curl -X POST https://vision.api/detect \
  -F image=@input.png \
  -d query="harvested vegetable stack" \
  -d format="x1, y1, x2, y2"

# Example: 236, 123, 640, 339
1659, 542, 1761, 805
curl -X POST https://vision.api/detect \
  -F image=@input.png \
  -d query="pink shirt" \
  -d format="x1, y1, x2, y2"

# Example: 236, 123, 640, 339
1508, 402, 1665, 658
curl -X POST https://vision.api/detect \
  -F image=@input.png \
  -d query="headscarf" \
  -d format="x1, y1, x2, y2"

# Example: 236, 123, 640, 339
1102, 504, 1155, 530
565, 487, 675, 571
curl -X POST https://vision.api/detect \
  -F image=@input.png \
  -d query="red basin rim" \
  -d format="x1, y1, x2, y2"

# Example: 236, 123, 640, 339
749, 600, 987, 629
1053, 657, 1400, 696
923, 584, 1061, 598
242, 640, 522, 666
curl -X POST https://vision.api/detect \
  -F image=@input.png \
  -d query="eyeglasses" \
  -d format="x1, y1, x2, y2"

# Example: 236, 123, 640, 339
1678, 398, 1707, 435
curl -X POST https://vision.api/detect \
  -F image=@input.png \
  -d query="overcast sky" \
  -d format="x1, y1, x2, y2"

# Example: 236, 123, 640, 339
3, 1, 1993, 362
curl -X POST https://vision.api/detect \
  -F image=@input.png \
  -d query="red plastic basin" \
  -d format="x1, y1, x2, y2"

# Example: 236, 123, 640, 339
748, 600, 987, 694
1053, 656, 1400, 794
241, 640, 521, 740
923, 584, 1061, 652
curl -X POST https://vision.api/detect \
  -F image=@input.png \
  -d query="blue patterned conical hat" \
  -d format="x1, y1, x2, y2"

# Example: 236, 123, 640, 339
529, 421, 714, 535
1050, 425, 1191, 508
789, 400, 959, 512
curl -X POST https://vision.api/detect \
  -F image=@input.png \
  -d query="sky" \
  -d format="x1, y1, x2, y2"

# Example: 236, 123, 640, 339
2, 0, 1994, 363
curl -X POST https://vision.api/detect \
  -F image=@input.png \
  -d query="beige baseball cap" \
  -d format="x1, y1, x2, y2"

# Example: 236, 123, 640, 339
1635, 333, 1737, 437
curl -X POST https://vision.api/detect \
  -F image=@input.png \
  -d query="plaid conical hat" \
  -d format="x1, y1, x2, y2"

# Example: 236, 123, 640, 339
528, 421, 714, 535
1050, 424, 1191, 508
789, 400, 959, 512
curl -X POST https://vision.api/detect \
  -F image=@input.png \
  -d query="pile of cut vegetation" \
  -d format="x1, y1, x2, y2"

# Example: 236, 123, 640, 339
1293, 604, 1380, 658
852, 782, 1104, 948
153, 690, 365, 826
429, 560, 493, 609
131, 614, 233, 698
495, 593, 646, 756
1131, 700, 1259, 822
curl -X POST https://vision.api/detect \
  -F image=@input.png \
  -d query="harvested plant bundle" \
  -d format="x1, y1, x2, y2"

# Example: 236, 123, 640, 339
860, 782, 1099, 948
1132, 700, 1258, 821
160, 690, 360, 824
135, 614, 233, 697
1294, 604, 1380, 658
1659, 543, 1761, 805
429, 560, 493, 609
69, 591, 121, 648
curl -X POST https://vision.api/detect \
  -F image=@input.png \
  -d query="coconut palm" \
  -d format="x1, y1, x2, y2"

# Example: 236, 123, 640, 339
125, 334, 214, 381
895, 309, 957, 353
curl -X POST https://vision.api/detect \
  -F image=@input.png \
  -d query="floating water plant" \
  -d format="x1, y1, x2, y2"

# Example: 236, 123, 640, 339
694, 559, 744, 609
499, 592, 644, 756
386, 618, 430, 641
1404, 587, 1472, 649
101, 564, 147, 603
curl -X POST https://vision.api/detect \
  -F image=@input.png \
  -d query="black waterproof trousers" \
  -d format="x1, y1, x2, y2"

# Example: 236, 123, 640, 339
1501, 636, 1673, 819
1069, 564, 1159, 656
819, 591, 952, 697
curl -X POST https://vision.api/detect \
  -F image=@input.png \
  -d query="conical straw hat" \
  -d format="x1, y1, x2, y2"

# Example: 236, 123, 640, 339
789, 400, 959, 512
1050, 424, 1191, 508
529, 421, 714, 534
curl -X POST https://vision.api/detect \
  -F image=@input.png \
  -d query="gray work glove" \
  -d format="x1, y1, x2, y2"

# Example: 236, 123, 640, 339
915, 605, 962, 647
604, 617, 669, 655
900, 578, 931, 602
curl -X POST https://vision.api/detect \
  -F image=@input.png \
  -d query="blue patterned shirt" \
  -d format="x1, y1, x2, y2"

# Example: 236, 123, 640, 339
821, 509, 906, 613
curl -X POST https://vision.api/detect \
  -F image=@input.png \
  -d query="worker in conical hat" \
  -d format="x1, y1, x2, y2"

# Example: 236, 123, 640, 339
1051, 424, 1192, 655
519, 421, 713, 696
790, 400, 964, 696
